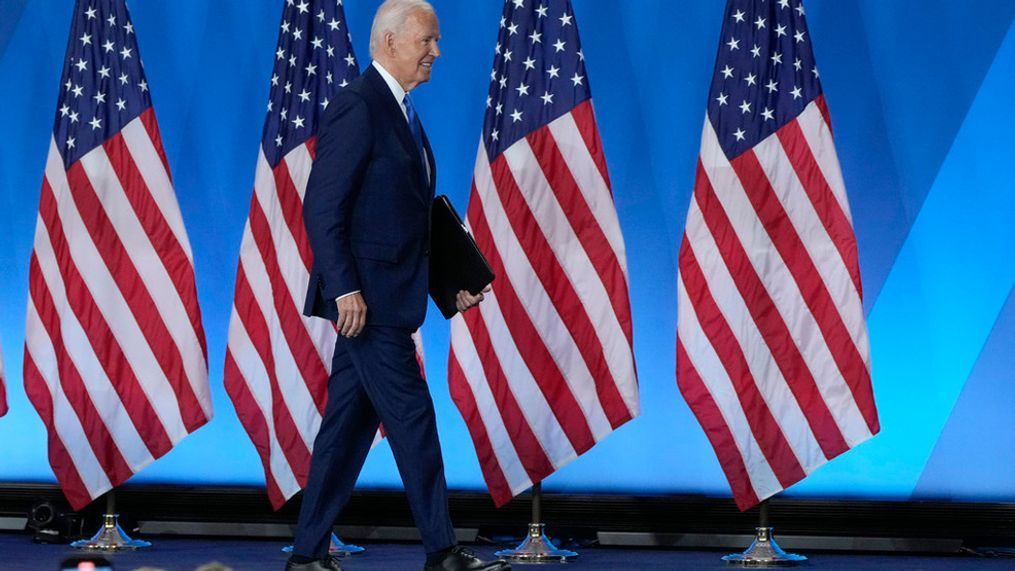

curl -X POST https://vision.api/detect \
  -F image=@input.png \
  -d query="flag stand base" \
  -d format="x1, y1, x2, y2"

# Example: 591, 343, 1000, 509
722, 527, 806, 566
282, 533, 365, 555
494, 484, 577, 563
494, 522, 578, 564
71, 492, 151, 551
70, 513, 152, 551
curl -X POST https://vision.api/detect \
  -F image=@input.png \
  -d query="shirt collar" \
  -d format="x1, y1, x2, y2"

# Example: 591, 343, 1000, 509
372, 60, 408, 108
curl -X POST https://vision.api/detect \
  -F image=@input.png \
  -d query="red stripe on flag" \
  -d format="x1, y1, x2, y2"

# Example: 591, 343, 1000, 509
676, 340, 760, 511
103, 131, 209, 360
776, 120, 863, 298
271, 158, 315, 272
679, 238, 808, 487
569, 101, 612, 193
457, 306, 556, 485
232, 264, 312, 486
0, 377, 7, 417
467, 183, 597, 453
38, 181, 175, 457
23, 352, 94, 510
487, 156, 632, 429
27, 254, 136, 486
304, 136, 317, 161
526, 125, 634, 345
448, 351, 515, 507
247, 197, 329, 413
694, 161, 851, 458
416, 355, 427, 380
728, 152, 879, 434
224, 350, 287, 509
64, 163, 206, 433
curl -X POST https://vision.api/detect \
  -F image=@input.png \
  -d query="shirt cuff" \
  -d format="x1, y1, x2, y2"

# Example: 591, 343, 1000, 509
335, 290, 361, 302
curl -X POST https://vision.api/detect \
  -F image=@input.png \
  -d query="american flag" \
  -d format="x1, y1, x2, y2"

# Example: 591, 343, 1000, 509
449, 0, 639, 507
676, 0, 879, 511
223, 0, 425, 510
23, 0, 211, 510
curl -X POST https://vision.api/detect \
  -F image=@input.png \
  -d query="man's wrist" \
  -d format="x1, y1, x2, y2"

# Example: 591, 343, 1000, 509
336, 290, 361, 302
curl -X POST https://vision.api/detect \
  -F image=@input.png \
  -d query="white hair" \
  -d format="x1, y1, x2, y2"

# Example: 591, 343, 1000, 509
369, 0, 435, 58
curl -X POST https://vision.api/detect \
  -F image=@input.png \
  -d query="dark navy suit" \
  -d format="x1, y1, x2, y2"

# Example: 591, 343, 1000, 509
294, 64, 455, 559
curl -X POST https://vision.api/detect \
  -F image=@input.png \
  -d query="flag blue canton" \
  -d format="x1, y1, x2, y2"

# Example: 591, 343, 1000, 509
483, 0, 591, 160
262, 0, 358, 167
53, 0, 151, 168
708, 0, 821, 159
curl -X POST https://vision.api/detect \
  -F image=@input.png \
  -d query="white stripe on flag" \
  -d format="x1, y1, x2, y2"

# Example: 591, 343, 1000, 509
284, 144, 315, 201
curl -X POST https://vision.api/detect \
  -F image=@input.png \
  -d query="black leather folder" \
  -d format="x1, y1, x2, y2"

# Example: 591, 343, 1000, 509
429, 195, 495, 319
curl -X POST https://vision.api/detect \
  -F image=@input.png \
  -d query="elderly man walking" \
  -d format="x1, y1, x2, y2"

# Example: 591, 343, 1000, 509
287, 1, 506, 570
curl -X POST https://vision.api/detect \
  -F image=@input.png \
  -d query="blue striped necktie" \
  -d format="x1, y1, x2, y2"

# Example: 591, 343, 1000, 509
402, 93, 429, 186
403, 94, 425, 154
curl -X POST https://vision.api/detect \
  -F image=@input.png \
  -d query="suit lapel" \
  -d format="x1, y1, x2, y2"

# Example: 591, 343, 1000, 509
421, 126, 436, 197
364, 66, 430, 198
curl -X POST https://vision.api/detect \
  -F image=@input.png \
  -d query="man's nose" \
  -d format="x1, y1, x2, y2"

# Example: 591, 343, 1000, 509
431, 42, 441, 58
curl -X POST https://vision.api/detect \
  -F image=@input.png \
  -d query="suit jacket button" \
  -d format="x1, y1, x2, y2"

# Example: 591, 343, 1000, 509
424, 249, 431, 256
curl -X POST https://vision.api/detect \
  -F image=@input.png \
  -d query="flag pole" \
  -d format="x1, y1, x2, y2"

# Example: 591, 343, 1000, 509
282, 533, 365, 556
721, 498, 807, 566
494, 482, 578, 563
70, 490, 151, 550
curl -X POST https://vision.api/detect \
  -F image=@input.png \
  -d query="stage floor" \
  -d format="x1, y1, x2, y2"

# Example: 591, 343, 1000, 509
2, 533, 1012, 570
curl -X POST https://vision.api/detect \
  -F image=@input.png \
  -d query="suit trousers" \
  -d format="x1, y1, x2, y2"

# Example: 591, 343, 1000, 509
292, 325, 457, 558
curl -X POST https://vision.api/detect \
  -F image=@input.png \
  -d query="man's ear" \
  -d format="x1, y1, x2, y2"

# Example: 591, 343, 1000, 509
383, 31, 396, 55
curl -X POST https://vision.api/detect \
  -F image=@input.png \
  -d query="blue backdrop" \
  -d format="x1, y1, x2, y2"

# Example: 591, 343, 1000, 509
1, 0, 1013, 504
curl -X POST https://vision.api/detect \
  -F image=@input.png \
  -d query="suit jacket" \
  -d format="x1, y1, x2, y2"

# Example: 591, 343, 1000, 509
302, 65, 436, 329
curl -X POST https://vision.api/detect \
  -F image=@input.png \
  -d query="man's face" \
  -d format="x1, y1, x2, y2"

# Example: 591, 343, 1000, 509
386, 9, 441, 91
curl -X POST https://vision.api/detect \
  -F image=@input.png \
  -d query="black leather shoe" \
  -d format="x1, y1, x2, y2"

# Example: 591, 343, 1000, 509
284, 555, 342, 571
423, 545, 511, 571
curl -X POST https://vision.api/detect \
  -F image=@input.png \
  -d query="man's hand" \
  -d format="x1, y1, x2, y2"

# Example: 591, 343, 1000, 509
456, 286, 491, 313
336, 293, 368, 337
